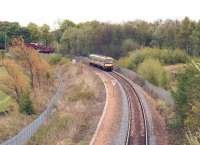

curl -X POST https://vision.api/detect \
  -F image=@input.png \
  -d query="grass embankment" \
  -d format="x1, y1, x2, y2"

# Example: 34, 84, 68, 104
26, 64, 105, 145
0, 52, 60, 142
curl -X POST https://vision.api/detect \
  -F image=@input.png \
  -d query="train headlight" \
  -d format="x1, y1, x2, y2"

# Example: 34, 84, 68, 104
104, 64, 113, 67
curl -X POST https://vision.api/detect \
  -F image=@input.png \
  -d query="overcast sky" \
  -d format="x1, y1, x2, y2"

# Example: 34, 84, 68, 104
0, 0, 199, 28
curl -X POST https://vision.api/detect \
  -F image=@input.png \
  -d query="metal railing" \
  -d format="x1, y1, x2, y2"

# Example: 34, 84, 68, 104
0, 79, 64, 145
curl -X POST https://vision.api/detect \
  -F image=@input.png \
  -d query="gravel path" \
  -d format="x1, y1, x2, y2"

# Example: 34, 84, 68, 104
89, 70, 127, 145
110, 75, 129, 145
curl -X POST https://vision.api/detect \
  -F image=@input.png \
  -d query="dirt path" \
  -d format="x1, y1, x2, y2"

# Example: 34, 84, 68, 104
89, 70, 122, 145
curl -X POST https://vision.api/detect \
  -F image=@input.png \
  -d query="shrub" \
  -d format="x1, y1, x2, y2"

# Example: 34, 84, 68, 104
68, 90, 94, 102
19, 95, 34, 115
48, 54, 62, 64
117, 53, 135, 69
118, 48, 188, 70
174, 65, 200, 128
68, 83, 94, 102
59, 57, 70, 65
0, 92, 12, 113
137, 58, 170, 88
122, 39, 140, 54
186, 129, 200, 145
168, 113, 182, 129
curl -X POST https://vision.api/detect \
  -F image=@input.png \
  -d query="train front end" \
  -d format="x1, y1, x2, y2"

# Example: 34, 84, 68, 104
103, 58, 113, 71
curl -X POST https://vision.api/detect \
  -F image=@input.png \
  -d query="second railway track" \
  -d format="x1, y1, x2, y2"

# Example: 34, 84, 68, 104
110, 71, 149, 145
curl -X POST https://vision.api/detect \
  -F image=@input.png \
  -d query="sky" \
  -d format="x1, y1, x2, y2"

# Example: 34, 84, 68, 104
0, 0, 200, 29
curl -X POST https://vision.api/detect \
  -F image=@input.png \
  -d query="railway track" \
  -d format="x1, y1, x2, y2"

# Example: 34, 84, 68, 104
110, 71, 149, 145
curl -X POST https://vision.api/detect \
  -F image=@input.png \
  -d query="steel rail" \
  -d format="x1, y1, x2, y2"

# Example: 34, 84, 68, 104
110, 71, 149, 145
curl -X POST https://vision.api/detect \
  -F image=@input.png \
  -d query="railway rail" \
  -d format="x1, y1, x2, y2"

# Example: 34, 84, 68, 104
110, 71, 149, 145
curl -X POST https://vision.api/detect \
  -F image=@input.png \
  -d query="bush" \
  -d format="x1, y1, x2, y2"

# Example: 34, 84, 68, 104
168, 113, 182, 129
59, 57, 70, 65
174, 65, 200, 128
117, 53, 135, 69
186, 129, 200, 145
48, 54, 62, 64
68, 83, 94, 102
0, 92, 12, 113
122, 39, 140, 54
19, 95, 34, 115
118, 48, 188, 70
68, 90, 94, 102
137, 58, 170, 88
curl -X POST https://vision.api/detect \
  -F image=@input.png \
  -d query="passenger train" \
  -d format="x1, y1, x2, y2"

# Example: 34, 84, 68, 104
89, 54, 114, 71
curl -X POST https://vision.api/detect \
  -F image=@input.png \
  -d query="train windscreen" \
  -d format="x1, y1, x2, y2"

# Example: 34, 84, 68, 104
105, 58, 113, 63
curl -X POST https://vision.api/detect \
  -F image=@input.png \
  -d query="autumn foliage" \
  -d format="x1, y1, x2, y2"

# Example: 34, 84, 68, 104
11, 38, 51, 88
0, 58, 29, 104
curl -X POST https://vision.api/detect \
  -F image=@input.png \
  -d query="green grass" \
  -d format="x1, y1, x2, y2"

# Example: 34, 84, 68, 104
0, 67, 11, 112
0, 91, 12, 113
0, 66, 8, 77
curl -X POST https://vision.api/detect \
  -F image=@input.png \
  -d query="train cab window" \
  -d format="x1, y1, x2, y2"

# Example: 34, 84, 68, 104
105, 58, 113, 63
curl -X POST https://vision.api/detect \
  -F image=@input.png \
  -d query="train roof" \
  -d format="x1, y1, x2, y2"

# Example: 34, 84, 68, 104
89, 54, 113, 60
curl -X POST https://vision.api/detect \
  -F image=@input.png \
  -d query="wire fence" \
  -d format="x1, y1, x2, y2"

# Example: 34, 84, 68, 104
0, 79, 64, 145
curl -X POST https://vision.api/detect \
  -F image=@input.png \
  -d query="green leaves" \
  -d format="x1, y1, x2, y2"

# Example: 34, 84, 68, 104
175, 65, 200, 128
191, 60, 200, 72
137, 58, 170, 88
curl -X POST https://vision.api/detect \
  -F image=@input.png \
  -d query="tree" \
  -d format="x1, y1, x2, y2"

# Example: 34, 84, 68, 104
19, 95, 34, 115
40, 24, 52, 46
135, 20, 153, 46
152, 20, 178, 49
176, 17, 195, 54
191, 21, 200, 56
0, 58, 30, 104
18, 27, 32, 42
59, 19, 75, 31
11, 38, 51, 88
0, 50, 5, 65
27, 23, 40, 42
122, 39, 139, 54
174, 65, 200, 128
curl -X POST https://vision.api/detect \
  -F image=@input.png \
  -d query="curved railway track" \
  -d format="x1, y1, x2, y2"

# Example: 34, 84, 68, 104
110, 71, 149, 145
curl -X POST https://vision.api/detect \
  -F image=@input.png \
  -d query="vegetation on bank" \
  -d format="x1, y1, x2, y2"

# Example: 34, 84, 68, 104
118, 47, 200, 145
118, 48, 187, 69
48, 53, 70, 65
165, 61, 200, 145
0, 91, 12, 113
26, 64, 105, 145
0, 39, 58, 142
117, 48, 187, 88
137, 58, 170, 88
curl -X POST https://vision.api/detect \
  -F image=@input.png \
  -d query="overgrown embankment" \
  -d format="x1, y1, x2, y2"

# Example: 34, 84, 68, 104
0, 39, 59, 143
26, 64, 106, 145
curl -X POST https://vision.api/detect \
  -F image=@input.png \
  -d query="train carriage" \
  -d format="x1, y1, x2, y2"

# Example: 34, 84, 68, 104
89, 54, 113, 71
